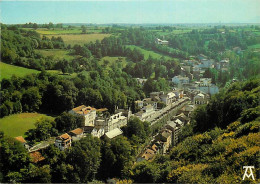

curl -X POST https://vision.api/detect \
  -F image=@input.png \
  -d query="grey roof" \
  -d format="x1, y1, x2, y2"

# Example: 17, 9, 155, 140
105, 128, 123, 139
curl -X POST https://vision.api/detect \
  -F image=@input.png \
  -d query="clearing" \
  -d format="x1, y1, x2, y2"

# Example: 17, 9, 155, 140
0, 62, 40, 80
126, 45, 173, 60
35, 49, 75, 61
100, 56, 127, 68
0, 113, 54, 137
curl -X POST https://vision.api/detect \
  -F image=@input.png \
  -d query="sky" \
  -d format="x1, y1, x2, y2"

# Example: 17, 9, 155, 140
1, 0, 260, 24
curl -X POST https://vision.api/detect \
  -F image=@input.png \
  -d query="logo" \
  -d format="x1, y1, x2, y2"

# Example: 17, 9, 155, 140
243, 166, 255, 180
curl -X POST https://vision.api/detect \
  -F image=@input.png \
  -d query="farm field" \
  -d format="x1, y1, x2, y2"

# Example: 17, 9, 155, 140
46, 33, 111, 46
0, 62, 40, 80
35, 49, 75, 60
126, 45, 173, 60
0, 113, 54, 137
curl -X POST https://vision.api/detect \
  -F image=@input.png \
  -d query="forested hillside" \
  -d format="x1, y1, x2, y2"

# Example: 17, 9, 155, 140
131, 79, 260, 183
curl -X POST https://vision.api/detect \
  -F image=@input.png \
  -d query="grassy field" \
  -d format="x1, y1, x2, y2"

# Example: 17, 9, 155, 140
0, 113, 54, 137
0, 62, 40, 80
35, 49, 75, 60
126, 45, 173, 60
100, 56, 127, 68
46, 34, 111, 46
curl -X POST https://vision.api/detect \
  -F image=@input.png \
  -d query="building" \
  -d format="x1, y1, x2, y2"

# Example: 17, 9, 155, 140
69, 105, 97, 127
135, 78, 147, 86
137, 148, 155, 162
69, 128, 84, 141
55, 133, 72, 151
104, 128, 123, 139
220, 59, 229, 68
29, 151, 45, 164
194, 93, 208, 105
95, 111, 127, 133
91, 127, 105, 138
135, 104, 155, 121
160, 92, 176, 105
15, 136, 29, 150
135, 100, 144, 109
198, 84, 219, 95
155, 38, 169, 45
172, 76, 190, 85
155, 129, 172, 154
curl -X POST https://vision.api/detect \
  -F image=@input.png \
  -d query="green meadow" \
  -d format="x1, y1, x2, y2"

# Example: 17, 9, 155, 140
0, 62, 40, 80
126, 45, 173, 60
0, 113, 54, 137
35, 49, 75, 60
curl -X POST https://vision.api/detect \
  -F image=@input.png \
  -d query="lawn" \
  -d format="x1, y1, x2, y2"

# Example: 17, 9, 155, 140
0, 62, 40, 80
46, 34, 111, 46
0, 113, 54, 137
126, 45, 173, 60
35, 49, 75, 60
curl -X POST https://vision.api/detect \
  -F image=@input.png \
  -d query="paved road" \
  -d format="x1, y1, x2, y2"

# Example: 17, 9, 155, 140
147, 97, 189, 126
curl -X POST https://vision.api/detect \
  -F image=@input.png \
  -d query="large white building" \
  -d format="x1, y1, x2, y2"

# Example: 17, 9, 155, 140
69, 105, 96, 127
95, 111, 127, 133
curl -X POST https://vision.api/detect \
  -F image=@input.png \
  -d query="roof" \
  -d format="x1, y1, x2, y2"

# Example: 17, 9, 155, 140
175, 119, 184, 126
105, 128, 123, 139
71, 105, 96, 115
70, 128, 83, 135
151, 144, 158, 152
30, 151, 45, 163
57, 133, 71, 142
141, 149, 155, 160
167, 121, 177, 129
161, 130, 171, 139
15, 136, 26, 143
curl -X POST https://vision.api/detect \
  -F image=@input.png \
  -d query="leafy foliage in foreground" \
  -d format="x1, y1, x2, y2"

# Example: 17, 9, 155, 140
130, 79, 260, 183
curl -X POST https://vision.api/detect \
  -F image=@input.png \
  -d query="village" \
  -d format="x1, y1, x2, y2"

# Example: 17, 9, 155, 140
13, 50, 231, 164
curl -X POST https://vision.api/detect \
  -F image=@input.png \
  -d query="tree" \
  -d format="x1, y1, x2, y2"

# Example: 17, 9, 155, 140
66, 135, 101, 182
55, 112, 84, 132
21, 87, 42, 112
81, 25, 87, 34
26, 118, 58, 142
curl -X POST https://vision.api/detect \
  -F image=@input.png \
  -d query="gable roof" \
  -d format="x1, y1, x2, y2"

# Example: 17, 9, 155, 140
71, 105, 96, 115
30, 151, 45, 163
56, 133, 71, 142
70, 128, 83, 135
15, 136, 26, 143
141, 148, 155, 160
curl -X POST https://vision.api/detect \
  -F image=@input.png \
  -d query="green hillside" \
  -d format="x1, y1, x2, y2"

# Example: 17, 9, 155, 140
0, 113, 54, 137
0, 62, 40, 80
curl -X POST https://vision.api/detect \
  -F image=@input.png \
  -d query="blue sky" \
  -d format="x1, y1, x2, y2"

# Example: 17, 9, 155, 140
1, 0, 260, 24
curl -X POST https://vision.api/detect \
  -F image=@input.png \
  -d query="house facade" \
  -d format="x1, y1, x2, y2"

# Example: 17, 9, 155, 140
55, 133, 72, 151
95, 111, 127, 133
69, 105, 96, 127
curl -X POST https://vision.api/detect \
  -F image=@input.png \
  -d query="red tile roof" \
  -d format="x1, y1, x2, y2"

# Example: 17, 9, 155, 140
30, 151, 45, 163
14, 136, 26, 143
72, 105, 96, 115
57, 133, 71, 142
70, 128, 83, 135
